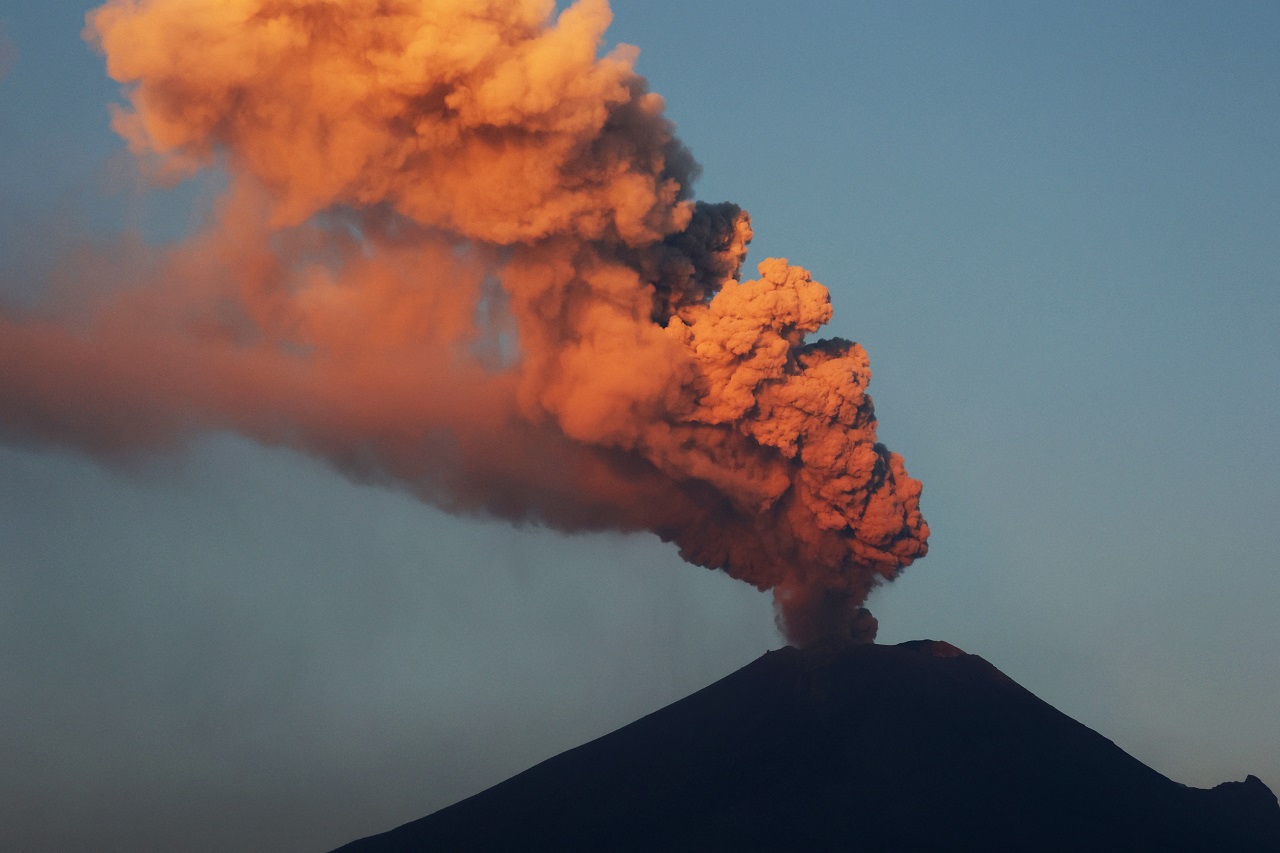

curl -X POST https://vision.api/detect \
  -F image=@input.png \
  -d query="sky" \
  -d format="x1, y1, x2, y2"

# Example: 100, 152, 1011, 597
1, 1, 1278, 851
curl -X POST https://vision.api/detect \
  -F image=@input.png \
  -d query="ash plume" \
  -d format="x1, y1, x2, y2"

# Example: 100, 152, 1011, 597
0, 0, 927, 645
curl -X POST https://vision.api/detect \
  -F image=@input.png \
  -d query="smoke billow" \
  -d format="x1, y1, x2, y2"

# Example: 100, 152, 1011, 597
0, 0, 927, 645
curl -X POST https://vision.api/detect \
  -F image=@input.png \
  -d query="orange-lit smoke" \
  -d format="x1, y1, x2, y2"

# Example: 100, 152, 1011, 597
0, 0, 927, 645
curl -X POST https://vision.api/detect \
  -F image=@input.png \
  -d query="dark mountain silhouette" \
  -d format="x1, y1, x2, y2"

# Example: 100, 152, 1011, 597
331, 640, 1280, 851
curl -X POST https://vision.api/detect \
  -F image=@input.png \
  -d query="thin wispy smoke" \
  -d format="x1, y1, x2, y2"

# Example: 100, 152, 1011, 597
0, 23, 18, 84
0, 0, 927, 644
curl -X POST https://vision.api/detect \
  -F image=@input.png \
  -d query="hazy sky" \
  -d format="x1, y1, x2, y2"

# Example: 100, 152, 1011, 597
2, 2, 1278, 851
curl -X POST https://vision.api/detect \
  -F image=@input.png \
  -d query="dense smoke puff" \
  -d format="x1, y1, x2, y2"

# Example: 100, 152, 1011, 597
0, 0, 927, 645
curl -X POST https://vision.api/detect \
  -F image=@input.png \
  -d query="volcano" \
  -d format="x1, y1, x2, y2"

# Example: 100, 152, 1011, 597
331, 641, 1280, 851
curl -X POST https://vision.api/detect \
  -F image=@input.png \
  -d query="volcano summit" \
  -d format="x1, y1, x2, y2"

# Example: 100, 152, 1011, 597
333, 640, 1280, 852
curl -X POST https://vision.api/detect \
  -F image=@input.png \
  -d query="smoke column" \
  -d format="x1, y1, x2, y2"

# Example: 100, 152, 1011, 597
0, 0, 927, 645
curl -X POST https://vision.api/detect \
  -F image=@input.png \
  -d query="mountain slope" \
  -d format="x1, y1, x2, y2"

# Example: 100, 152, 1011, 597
332, 640, 1280, 851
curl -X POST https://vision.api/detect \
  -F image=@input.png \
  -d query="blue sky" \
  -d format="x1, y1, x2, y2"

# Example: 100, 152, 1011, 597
2, 2, 1278, 850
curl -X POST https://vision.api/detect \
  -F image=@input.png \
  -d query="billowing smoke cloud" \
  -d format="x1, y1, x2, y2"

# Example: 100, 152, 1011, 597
0, 0, 927, 645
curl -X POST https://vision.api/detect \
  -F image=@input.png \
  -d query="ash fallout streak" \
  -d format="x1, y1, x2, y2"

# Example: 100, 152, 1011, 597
0, 0, 928, 645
